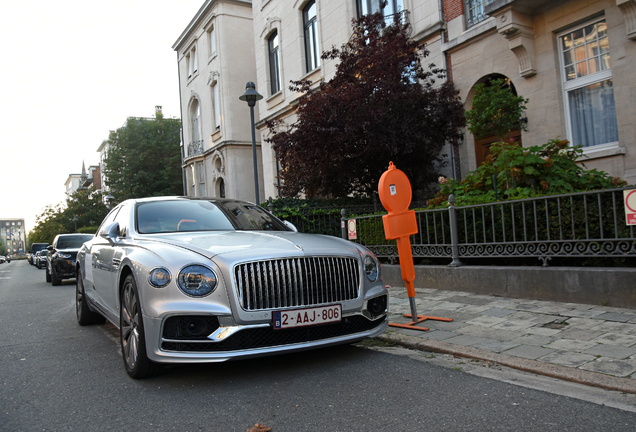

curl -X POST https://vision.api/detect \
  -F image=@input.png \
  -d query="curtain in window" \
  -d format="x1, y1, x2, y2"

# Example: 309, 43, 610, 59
568, 79, 618, 147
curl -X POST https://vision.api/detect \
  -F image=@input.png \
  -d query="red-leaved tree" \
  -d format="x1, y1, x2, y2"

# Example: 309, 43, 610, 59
266, 10, 465, 199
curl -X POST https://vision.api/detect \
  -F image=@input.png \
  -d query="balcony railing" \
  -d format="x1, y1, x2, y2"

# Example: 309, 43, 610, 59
187, 140, 203, 157
465, 0, 494, 29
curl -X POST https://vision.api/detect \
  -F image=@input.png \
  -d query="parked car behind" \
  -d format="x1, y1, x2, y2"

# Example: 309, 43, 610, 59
46, 234, 94, 285
76, 197, 388, 379
28, 243, 49, 265
0, 255, 5, 264
35, 250, 48, 269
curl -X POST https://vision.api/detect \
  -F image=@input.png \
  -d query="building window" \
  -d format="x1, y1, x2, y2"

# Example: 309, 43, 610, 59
190, 165, 196, 196
357, 0, 404, 24
212, 83, 221, 130
268, 31, 281, 95
187, 46, 198, 78
191, 100, 201, 143
197, 162, 206, 196
208, 25, 216, 58
464, 0, 494, 28
303, 1, 320, 73
559, 19, 618, 148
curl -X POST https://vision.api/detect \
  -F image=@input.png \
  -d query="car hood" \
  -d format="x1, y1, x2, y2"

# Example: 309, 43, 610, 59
57, 247, 82, 253
133, 231, 362, 261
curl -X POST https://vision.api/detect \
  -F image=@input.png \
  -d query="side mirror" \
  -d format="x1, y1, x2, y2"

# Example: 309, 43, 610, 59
99, 222, 120, 246
283, 221, 298, 232
47, 245, 53, 251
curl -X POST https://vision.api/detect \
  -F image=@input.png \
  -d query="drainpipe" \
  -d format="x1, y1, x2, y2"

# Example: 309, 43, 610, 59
176, 50, 187, 196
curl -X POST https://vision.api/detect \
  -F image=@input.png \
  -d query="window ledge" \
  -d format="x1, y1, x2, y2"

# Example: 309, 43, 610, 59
266, 91, 284, 110
208, 52, 217, 64
579, 143, 625, 161
211, 129, 221, 142
186, 70, 199, 85
442, 17, 496, 52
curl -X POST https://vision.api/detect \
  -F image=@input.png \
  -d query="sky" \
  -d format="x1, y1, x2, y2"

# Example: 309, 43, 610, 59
0, 0, 205, 233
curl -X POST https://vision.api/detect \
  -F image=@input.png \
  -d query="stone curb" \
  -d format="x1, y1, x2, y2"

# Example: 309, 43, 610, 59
377, 332, 636, 395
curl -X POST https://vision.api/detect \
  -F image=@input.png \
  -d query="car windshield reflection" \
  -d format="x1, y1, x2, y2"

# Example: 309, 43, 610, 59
136, 199, 288, 234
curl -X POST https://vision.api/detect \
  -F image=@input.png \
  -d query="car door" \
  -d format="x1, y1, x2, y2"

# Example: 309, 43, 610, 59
99, 204, 130, 315
88, 206, 122, 315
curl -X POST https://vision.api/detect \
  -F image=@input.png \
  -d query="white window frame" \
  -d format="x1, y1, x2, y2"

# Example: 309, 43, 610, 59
268, 31, 282, 95
186, 44, 198, 78
558, 18, 618, 151
197, 162, 206, 196
191, 99, 201, 143
303, 1, 320, 73
464, 0, 494, 29
208, 25, 216, 59
212, 82, 221, 130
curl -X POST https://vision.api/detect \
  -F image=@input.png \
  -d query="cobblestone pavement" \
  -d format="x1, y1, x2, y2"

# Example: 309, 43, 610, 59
382, 286, 636, 393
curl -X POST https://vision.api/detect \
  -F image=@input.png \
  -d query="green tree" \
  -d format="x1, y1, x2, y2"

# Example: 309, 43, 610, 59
465, 78, 528, 142
465, 78, 528, 189
266, 10, 465, 199
29, 189, 109, 245
103, 112, 183, 202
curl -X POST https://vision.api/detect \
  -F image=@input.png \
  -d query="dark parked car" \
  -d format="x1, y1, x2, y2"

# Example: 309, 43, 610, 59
28, 243, 49, 265
46, 234, 94, 285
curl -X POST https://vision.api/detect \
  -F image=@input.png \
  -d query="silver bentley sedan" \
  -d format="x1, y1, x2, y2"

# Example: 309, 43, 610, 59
76, 197, 388, 378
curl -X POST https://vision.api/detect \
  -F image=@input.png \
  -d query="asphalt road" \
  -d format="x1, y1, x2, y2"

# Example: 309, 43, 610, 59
1, 260, 635, 431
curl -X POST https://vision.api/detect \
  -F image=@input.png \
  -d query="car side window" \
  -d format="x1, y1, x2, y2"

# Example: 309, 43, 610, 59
97, 206, 121, 235
113, 204, 129, 238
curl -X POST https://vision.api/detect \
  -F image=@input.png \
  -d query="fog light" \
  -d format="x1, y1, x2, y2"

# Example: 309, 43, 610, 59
367, 295, 387, 318
186, 317, 209, 336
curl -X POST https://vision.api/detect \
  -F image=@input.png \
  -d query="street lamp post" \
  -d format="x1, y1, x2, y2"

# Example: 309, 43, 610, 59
105, 193, 114, 210
239, 82, 263, 204
73, 215, 78, 233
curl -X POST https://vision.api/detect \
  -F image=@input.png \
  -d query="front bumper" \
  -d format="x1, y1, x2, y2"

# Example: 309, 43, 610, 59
53, 258, 77, 279
144, 310, 388, 364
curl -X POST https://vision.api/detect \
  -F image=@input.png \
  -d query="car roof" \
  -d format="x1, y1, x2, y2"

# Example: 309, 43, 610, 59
123, 196, 259, 206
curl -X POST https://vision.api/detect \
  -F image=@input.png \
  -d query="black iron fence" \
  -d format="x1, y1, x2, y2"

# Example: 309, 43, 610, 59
337, 188, 636, 266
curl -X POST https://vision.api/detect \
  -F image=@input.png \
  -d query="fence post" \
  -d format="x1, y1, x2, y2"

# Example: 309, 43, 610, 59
448, 194, 463, 267
341, 209, 347, 240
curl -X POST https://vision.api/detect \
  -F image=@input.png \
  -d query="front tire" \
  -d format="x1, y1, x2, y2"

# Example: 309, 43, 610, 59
76, 271, 105, 326
120, 274, 158, 379
51, 266, 61, 286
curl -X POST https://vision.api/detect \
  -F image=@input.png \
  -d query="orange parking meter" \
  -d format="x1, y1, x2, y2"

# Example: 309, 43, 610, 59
378, 162, 452, 329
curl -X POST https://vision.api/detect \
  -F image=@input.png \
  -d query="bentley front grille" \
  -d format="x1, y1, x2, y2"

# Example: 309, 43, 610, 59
234, 256, 360, 311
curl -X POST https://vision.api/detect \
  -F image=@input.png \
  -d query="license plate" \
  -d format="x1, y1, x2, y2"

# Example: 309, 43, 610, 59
273, 304, 341, 330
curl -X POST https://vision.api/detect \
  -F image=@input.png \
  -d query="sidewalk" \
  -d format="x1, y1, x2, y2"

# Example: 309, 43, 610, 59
380, 286, 636, 394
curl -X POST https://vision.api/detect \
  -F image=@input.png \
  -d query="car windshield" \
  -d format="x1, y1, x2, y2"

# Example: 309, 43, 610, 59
136, 199, 289, 234
56, 235, 94, 249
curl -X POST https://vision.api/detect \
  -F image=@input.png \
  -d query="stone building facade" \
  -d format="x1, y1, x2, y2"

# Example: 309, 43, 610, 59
173, 0, 264, 203
176, 0, 636, 201
443, 0, 636, 185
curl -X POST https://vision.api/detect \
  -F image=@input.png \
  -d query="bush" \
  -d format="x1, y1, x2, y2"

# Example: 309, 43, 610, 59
427, 138, 626, 208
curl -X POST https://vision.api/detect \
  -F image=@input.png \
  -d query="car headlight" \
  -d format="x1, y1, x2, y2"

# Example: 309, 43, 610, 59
148, 267, 171, 288
58, 253, 72, 259
364, 255, 379, 282
177, 265, 217, 297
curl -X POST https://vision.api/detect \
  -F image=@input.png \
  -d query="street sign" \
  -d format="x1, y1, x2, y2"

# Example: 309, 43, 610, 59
624, 189, 636, 225
347, 219, 357, 240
